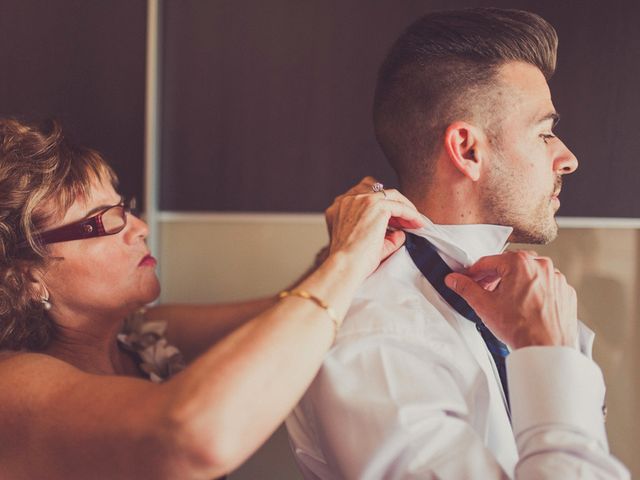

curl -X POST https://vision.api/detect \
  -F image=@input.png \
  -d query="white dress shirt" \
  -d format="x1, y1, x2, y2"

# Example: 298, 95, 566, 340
286, 218, 629, 479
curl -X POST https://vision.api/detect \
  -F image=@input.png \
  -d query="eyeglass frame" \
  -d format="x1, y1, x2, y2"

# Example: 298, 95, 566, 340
18, 197, 138, 248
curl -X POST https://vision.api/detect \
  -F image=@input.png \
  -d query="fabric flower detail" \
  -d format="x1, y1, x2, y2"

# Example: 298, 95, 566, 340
117, 308, 186, 383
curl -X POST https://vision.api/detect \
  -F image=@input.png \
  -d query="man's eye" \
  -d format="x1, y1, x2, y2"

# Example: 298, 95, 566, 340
540, 133, 556, 144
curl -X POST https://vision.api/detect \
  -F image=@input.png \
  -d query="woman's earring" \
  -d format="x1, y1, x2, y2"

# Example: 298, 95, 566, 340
41, 287, 52, 311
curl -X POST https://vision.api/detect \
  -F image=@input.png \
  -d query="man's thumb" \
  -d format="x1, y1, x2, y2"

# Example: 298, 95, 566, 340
445, 272, 486, 308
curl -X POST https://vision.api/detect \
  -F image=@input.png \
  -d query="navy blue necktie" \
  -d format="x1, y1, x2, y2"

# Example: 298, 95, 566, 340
404, 232, 510, 410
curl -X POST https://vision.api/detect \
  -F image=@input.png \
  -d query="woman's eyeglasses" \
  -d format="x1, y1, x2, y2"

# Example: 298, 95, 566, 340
19, 198, 138, 247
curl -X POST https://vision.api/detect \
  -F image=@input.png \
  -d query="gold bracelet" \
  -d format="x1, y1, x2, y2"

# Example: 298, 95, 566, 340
278, 289, 340, 336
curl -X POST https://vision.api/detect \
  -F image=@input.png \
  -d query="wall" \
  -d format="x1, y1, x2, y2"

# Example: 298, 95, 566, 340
159, 215, 326, 480
3, 1, 638, 477
160, 0, 640, 217
159, 217, 639, 479
0, 0, 147, 201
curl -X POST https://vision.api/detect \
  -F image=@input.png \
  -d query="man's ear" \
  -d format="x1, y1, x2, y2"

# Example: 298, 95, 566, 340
443, 122, 483, 182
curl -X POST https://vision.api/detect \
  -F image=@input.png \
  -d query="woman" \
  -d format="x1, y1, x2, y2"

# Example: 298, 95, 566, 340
0, 118, 423, 479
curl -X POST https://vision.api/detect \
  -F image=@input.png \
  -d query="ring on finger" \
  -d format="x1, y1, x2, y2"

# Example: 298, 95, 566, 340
371, 182, 387, 198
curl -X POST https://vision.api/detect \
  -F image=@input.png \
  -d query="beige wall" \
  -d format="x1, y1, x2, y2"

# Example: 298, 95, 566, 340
513, 228, 639, 475
159, 216, 639, 478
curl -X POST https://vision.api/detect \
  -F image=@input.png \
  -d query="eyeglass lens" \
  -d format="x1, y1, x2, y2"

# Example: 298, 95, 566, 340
102, 206, 127, 234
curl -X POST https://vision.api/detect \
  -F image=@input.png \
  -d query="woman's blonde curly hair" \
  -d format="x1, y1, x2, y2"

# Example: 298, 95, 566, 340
0, 118, 117, 351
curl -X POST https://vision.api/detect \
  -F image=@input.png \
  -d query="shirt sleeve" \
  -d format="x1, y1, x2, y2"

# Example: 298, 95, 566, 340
304, 331, 629, 480
508, 346, 628, 479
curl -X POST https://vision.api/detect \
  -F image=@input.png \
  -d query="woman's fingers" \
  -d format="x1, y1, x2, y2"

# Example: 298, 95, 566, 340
367, 188, 419, 210
378, 198, 425, 229
324, 178, 426, 278
381, 230, 407, 260
325, 177, 381, 234
327, 183, 424, 237
326, 184, 425, 277
347, 189, 423, 227
341, 176, 380, 197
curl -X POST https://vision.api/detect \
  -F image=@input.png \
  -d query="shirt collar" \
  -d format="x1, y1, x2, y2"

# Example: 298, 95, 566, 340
405, 215, 513, 271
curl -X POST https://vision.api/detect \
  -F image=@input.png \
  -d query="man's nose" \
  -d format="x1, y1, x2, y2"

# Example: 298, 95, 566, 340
555, 140, 578, 174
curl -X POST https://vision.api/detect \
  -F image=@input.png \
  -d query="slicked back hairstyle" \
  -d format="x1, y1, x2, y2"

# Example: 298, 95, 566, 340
373, 8, 558, 192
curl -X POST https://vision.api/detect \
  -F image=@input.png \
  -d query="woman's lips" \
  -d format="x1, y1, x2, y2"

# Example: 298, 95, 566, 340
139, 254, 157, 267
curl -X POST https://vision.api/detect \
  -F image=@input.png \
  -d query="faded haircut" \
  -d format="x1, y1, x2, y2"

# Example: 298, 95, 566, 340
373, 8, 558, 193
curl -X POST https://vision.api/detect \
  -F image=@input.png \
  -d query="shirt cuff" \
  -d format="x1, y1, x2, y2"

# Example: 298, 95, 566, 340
507, 346, 607, 442
577, 320, 595, 357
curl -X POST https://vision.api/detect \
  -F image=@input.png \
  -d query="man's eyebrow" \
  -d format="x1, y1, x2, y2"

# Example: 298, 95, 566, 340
537, 111, 560, 127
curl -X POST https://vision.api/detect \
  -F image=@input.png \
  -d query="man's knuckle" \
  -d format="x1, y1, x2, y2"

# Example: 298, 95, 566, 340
513, 250, 530, 263
538, 256, 553, 266
456, 279, 468, 296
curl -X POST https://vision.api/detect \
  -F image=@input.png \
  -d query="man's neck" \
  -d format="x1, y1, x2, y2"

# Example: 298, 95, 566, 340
402, 166, 488, 225
411, 190, 486, 226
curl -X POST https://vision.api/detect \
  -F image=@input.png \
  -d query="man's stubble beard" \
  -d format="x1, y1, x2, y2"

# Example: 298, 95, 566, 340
480, 151, 560, 245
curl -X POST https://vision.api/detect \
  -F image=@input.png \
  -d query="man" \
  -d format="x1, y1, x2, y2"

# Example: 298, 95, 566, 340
286, 8, 630, 479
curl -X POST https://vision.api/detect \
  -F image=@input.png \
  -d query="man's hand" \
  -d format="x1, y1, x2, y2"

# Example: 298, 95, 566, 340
444, 251, 578, 349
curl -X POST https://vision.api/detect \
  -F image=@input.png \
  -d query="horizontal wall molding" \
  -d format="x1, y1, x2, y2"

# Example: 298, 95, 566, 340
158, 211, 640, 229
158, 211, 326, 224
556, 217, 640, 229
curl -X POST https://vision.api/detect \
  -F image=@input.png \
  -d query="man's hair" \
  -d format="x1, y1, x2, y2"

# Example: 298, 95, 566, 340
373, 8, 558, 192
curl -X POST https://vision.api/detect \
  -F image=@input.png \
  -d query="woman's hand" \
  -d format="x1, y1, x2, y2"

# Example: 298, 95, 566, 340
325, 176, 424, 278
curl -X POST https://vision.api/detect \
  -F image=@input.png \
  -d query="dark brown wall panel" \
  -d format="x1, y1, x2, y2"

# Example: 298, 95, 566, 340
161, 0, 640, 217
535, 2, 640, 218
4, 1, 639, 216
0, 0, 147, 202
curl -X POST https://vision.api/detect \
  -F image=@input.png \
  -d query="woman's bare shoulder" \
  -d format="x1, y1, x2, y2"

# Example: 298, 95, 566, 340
0, 349, 78, 375
0, 352, 169, 479
0, 349, 156, 433
0, 352, 83, 433
0, 351, 84, 403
